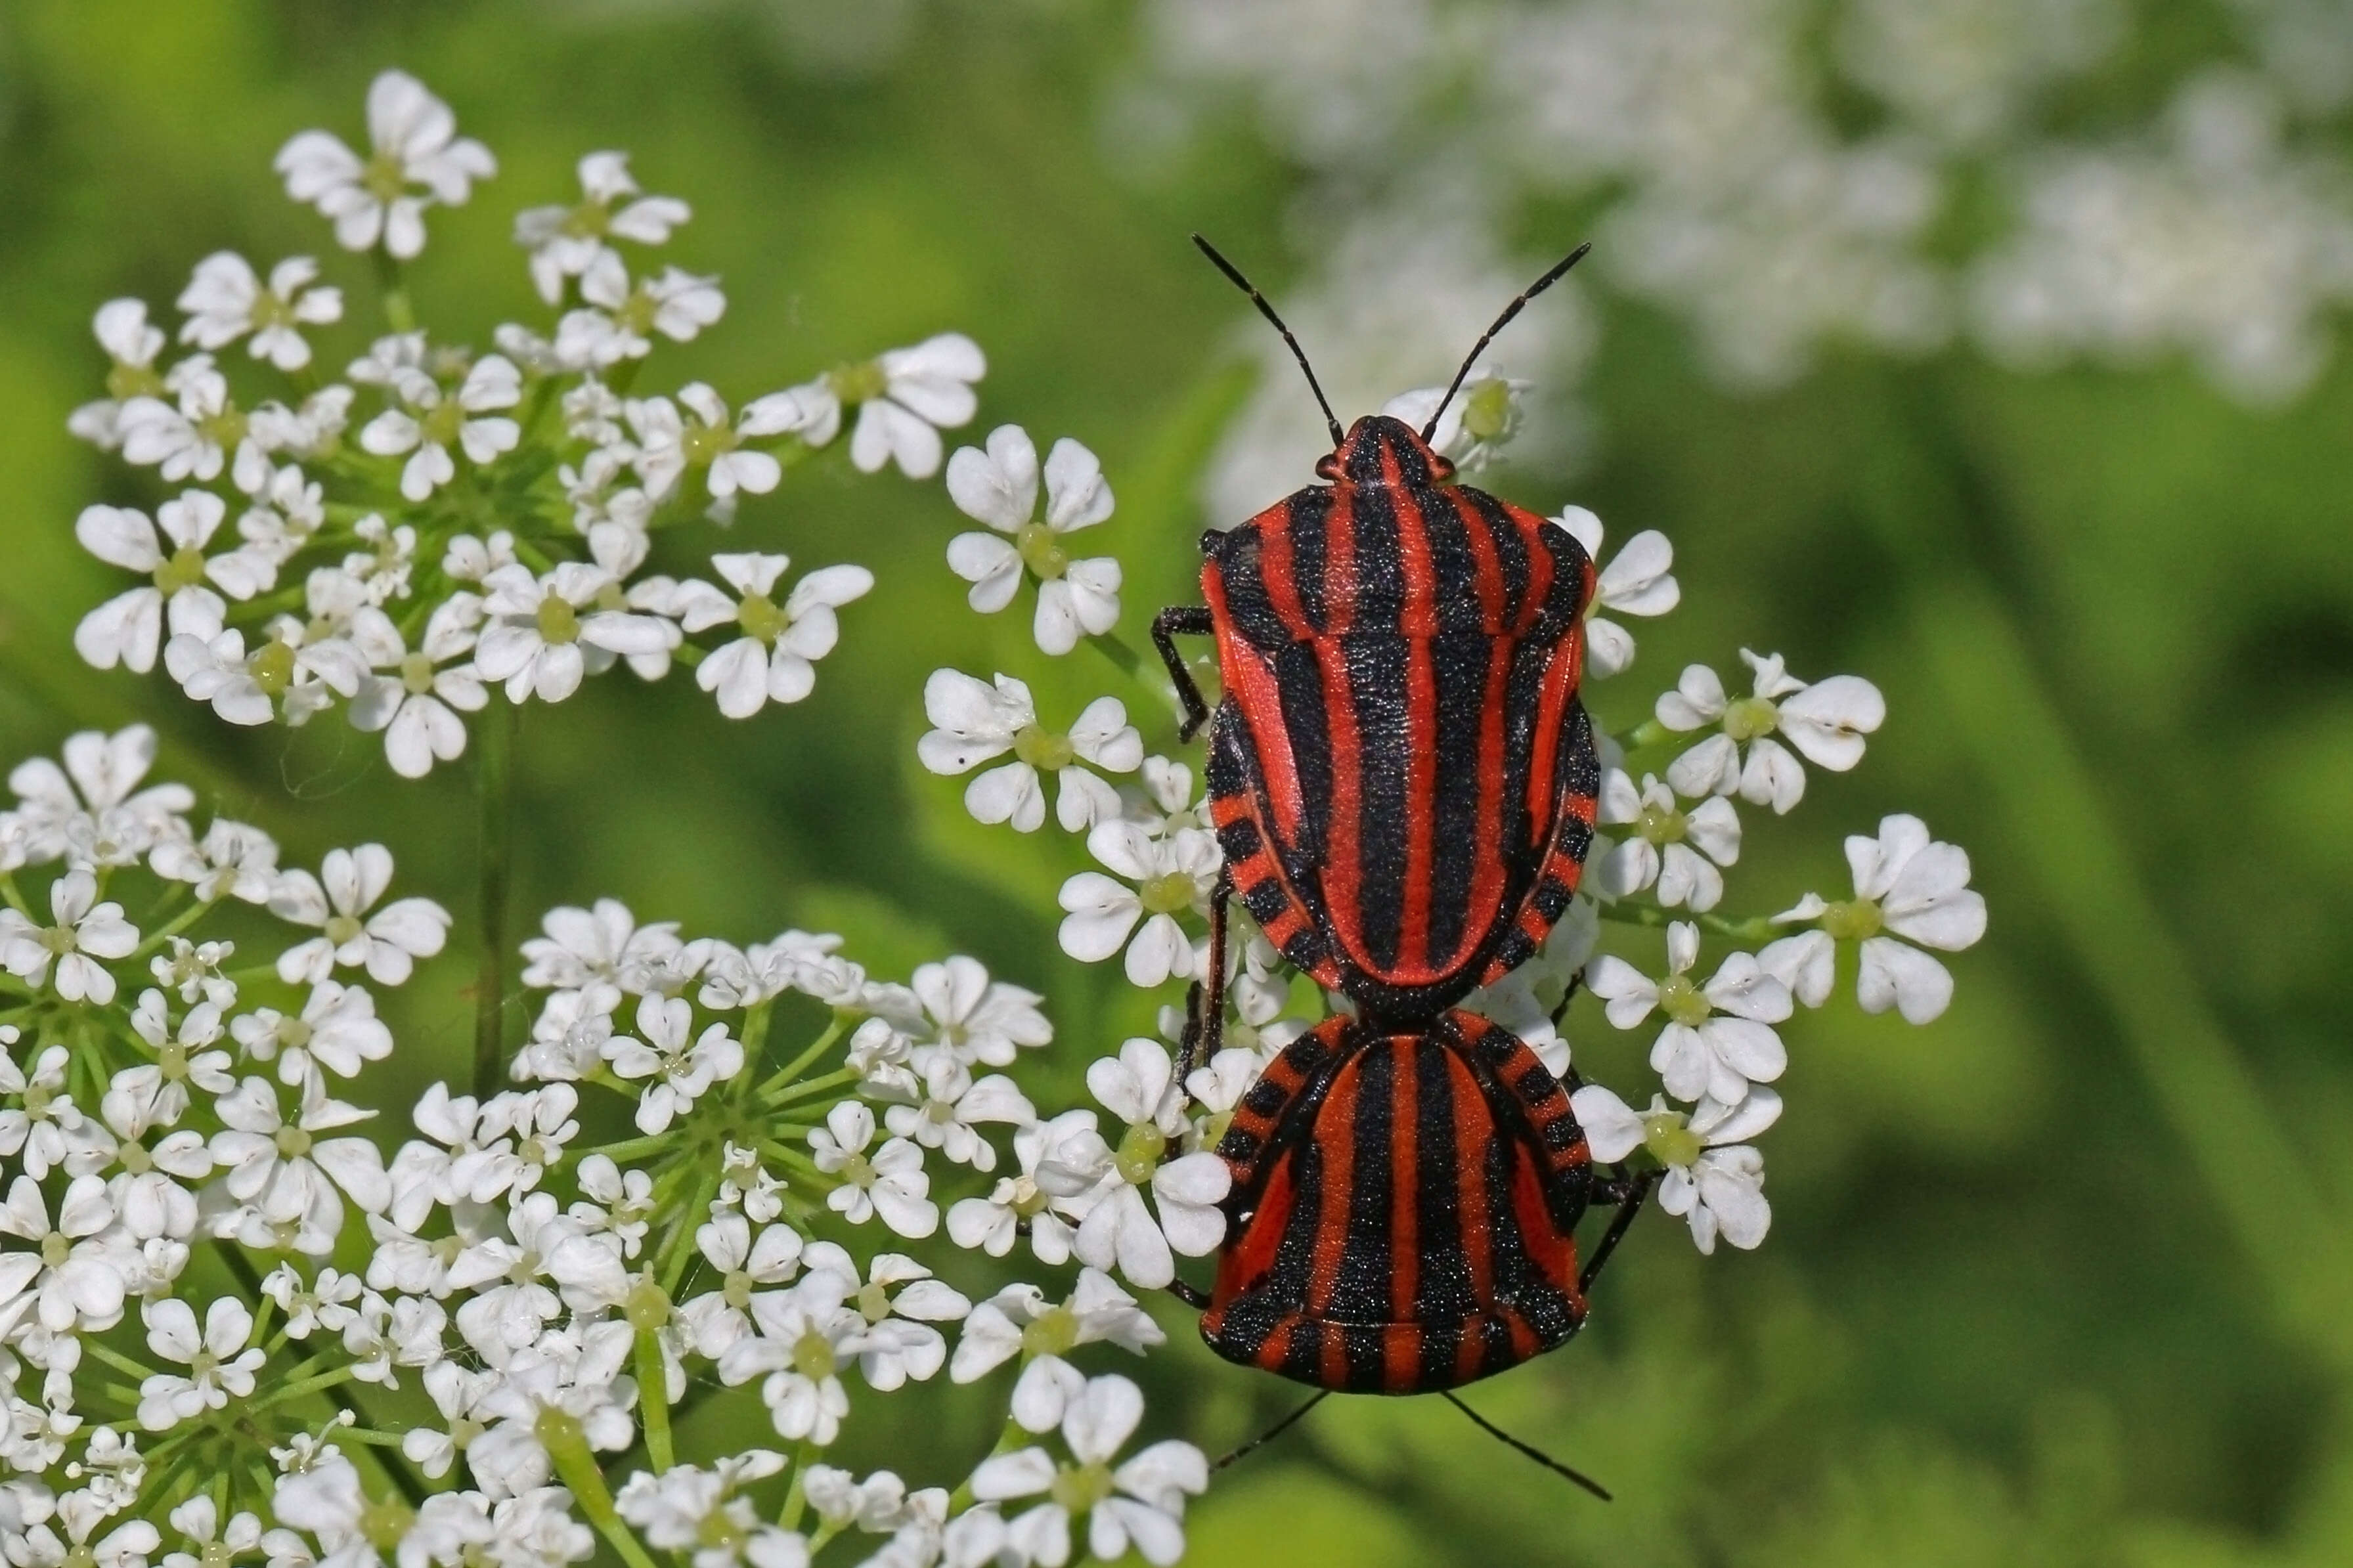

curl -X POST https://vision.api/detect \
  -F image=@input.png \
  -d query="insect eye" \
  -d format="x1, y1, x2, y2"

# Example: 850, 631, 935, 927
1314, 454, 1342, 481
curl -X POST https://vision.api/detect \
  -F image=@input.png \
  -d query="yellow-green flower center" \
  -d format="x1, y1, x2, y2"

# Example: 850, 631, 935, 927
248, 638, 297, 696
682, 421, 738, 467
400, 651, 437, 695
275, 1125, 313, 1159
1634, 800, 1687, 845
361, 150, 410, 206
826, 360, 889, 404
1723, 695, 1779, 743
106, 362, 165, 402
1113, 1122, 1166, 1185
1820, 898, 1884, 941
737, 592, 789, 646
625, 1278, 671, 1332
198, 405, 250, 452
324, 914, 364, 947
1658, 972, 1713, 1028
1138, 872, 1195, 916
1641, 1108, 1703, 1169
420, 399, 466, 448
1050, 1460, 1117, 1515
1460, 377, 1513, 443
1021, 1303, 1080, 1361
1016, 522, 1069, 580
37, 925, 77, 958
1013, 724, 1074, 771
792, 1326, 838, 1382
537, 595, 582, 645
41, 1232, 70, 1268
153, 545, 209, 597
118, 1140, 153, 1175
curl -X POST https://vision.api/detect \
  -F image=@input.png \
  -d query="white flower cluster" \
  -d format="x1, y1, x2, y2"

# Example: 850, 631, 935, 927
918, 404, 1983, 1263
66, 69, 988, 778
1130, 0, 2353, 425
0, 737, 1213, 1566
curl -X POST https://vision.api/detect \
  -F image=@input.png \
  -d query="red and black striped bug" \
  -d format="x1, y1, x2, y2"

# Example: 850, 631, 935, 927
1156, 240, 1653, 1432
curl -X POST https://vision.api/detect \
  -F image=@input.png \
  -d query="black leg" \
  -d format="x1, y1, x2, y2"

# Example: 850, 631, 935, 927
1166, 1279, 1210, 1309
1179, 867, 1233, 1088
1214, 1390, 1330, 1471
1579, 1169, 1655, 1295
1439, 1392, 1612, 1502
1153, 605, 1214, 741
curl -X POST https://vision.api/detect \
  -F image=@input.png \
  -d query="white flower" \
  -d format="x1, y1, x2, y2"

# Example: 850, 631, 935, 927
910, 954, 1052, 1068
616, 1456, 808, 1568
716, 1272, 861, 1445
0, 869, 139, 1003
0, 1040, 81, 1180
951, 1269, 1164, 1384
969, 1374, 1208, 1568
116, 356, 252, 483
274, 69, 496, 258
89, 1079, 215, 1240
556, 256, 726, 365
920, 670, 1142, 833
1586, 921, 1793, 1105
1573, 1083, 1780, 1253
162, 1499, 261, 1568
475, 562, 679, 704
946, 426, 1121, 654
209, 1078, 390, 1250
70, 297, 167, 450
8, 722, 194, 868
152, 816, 279, 905
231, 978, 393, 1089
359, 356, 523, 501
808, 1101, 938, 1238
946, 1110, 1100, 1263
137, 1297, 264, 1429
1381, 370, 1531, 469
348, 601, 488, 779
1549, 508, 1679, 678
521, 898, 684, 1003
1046, 1041, 1231, 1290
883, 1058, 1034, 1171
514, 150, 691, 305
837, 332, 984, 477
1760, 813, 1987, 1024
1057, 823, 1221, 988
176, 253, 342, 371
602, 994, 743, 1135
676, 554, 875, 718
1657, 649, 1886, 813
678, 1213, 805, 1359
1593, 770, 1741, 911
73, 493, 271, 674
0, 1173, 129, 1332
739, 380, 843, 449
628, 385, 781, 503
820, 1244, 972, 1392
270, 844, 450, 986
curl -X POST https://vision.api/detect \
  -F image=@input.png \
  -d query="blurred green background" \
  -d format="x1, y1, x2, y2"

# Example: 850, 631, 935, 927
2, 2, 2348, 1563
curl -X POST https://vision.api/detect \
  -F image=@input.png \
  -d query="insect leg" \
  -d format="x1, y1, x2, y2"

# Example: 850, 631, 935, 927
1179, 865, 1233, 1088
1152, 605, 1214, 741
1212, 1390, 1330, 1472
1440, 1392, 1612, 1502
1577, 1169, 1656, 1295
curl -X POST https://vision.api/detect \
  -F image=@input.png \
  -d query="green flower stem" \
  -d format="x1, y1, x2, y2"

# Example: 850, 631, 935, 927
659, 1167, 724, 1296
213, 1241, 429, 1505
372, 248, 415, 334
755, 1017, 847, 1098
634, 1329, 674, 1471
1596, 901, 1778, 945
332, 1427, 419, 1448
537, 1408, 661, 1568
129, 894, 219, 958
761, 1064, 859, 1108
473, 698, 518, 1099
253, 1364, 359, 1410
81, 1339, 154, 1382
778, 1439, 818, 1532
1615, 718, 1687, 755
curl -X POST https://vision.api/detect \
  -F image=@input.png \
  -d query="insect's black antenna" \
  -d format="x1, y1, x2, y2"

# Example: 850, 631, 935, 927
1193, 234, 1347, 449
1439, 1391, 1612, 1502
1419, 242, 1593, 444
1212, 1391, 1330, 1472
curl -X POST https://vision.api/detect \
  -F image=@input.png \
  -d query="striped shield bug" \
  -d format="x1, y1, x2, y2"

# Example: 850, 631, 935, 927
1156, 241, 1654, 1427
1156, 238, 1605, 1035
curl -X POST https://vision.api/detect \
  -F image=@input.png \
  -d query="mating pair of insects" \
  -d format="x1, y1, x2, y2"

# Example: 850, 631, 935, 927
1154, 237, 1643, 1487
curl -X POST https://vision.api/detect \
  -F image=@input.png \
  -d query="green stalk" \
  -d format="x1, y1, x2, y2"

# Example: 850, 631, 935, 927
634, 1329, 674, 1471
474, 699, 518, 1099
537, 1408, 661, 1568
1595, 902, 1778, 944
